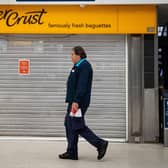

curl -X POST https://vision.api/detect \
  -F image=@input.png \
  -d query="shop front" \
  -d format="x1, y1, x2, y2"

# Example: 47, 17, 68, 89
0, 5, 156, 141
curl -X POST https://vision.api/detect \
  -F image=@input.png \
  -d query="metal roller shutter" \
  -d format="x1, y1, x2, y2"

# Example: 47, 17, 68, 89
0, 34, 127, 140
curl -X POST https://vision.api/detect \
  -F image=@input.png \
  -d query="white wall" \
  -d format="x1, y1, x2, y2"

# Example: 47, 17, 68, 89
0, 0, 167, 5
0, 0, 9, 4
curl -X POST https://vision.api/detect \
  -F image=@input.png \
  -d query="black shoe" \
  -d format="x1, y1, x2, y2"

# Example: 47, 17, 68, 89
97, 141, 108, 160
58, 152, 78, 160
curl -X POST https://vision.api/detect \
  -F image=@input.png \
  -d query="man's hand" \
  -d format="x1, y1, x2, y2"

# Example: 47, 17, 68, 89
71, 102, 79, 113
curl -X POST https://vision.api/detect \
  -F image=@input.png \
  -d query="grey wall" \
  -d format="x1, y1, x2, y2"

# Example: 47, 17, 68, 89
128, 35, 159, 143
128, 35, 143, 142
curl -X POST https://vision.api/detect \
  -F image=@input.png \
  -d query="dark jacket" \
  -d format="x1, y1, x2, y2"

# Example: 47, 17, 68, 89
65, 59, 93, 108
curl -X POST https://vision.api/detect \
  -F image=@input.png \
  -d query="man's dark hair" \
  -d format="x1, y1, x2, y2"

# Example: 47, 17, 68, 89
72, 46, 87, 59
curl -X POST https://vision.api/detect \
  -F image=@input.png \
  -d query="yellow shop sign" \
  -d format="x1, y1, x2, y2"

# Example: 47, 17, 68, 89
0, 9, 46, 26
0, 5, 156, 34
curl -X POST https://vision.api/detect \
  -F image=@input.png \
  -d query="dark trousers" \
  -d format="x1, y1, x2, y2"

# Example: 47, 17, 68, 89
64, 103, 105, 158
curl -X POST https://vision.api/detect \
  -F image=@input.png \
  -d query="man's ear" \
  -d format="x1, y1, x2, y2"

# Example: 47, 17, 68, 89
77, 55, 81, 60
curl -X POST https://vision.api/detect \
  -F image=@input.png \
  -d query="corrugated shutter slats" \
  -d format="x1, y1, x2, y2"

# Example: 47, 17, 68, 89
0, 35, 126, 140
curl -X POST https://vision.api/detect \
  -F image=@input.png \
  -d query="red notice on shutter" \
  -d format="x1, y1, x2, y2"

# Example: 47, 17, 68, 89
19, 59, 30, 75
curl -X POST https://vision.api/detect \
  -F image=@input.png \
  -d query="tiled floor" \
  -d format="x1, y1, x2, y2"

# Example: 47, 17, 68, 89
0, 140, 168, 168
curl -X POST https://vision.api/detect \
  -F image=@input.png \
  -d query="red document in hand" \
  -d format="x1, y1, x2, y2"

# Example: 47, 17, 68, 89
69, 107, 82, 117
71, 106, 77, 114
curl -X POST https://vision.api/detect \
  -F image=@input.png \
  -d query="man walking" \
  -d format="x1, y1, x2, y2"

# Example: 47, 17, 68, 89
59, 46, 108, 160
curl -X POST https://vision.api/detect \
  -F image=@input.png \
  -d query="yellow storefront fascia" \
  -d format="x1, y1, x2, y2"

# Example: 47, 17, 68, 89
0, 5, 157, 34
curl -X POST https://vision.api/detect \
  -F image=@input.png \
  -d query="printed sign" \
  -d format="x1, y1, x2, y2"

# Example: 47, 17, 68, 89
0, 5, 156, 34
19, 59, 30, 75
